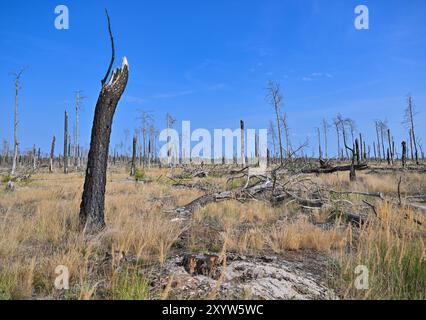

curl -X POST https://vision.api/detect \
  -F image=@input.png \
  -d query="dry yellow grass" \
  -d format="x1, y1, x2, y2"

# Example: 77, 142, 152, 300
0, 166, 425, 300
267, 219, 347, 252
0, 168, 183, 299
338, 201, 426, 299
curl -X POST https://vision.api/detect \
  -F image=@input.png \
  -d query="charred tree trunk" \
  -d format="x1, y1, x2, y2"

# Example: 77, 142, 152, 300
32, 145, 37, 171
240, 120, 245, 166
80, 11, 129, 233
349, 142, 357, 182
402, 141, 407, 168
373, 142, 377, 160
387, 129, 393, 165
375, 122, 381, 163
11, 69, 25, 176
317, 127, 322, 160
407, 97, 419, 165
409, 129, 414, 161
64, 111, 69, 174
49, 136, 56, 173
37, 148, 41, 167
130, 135, 137, 176
355, 138, 360, 165
363, 141, 367, 161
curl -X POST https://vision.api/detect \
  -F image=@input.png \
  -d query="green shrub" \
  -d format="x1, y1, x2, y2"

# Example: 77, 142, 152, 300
1, 175, 13, 184
134, 168, 146, 182
112, 268, 150, 300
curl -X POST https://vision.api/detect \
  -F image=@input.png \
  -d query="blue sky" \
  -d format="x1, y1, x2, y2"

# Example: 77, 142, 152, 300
0, 0, 425, 156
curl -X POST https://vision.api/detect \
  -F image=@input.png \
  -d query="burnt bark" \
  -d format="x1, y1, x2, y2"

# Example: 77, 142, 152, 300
302, 163, 368, 174
64, 111, 69, 174
49, 136, 56, 173
355, 138, 360, 165
79, 11, 129, 233
130, 135, 137, 176
401, 141, 407, 168
240, 120, 245, 166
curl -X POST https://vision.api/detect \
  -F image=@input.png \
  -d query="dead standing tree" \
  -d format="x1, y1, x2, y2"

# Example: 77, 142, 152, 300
74, 90, 85, 169
130, 135, 137, 176
404, 95, 419, 165
322, 118, 329, 160
64, 111, 69, 174
240, 120, 245, 166
137, 110, 153, 167
378, 120, 387, 163
375, 121, 382, 162
11, 68, 26, 176
333, 117, 342, 160
316, 127, 322, 160
401, 141, 407, 168
79, 10, 129, 232
268, 120, 277, 161
282, 113, 292, 158
339, 118, 357, 181
49, 136, 56, 173
266, 81, 284, 164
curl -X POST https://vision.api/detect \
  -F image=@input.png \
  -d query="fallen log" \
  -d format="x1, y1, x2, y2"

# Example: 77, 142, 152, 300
282, 190, 324, 208
302, 164, 368, 174
173, 181, 272, 217
175, 191, 233, 216
329, 211, 368, 226
327, 190, 384, 199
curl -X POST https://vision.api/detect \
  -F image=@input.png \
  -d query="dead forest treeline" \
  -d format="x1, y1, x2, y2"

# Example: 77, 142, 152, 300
0, 13, 424, 234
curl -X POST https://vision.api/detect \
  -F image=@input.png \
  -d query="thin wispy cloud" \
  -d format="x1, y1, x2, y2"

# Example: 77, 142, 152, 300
125, 96, 147, 105
152, 90, 195, 99
302, 72, 334, 81
125, 83, 226, 105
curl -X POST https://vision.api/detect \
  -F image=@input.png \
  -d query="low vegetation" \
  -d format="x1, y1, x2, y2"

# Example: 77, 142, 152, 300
0, 165, 424, 300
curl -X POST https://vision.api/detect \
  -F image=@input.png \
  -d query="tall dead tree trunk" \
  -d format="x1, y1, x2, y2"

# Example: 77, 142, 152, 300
64, 111, 69, 174
387, 128, 393, 165
317, 127, 322, 160
323, 119, 329, 160
267, 81, 284, 165
355, 138, 360, 165
32, 145, 37, 171
11, 69, 25, 176
406, 96, 419, 165
130, 135, 137, 176
363, 141, 367, 161
80, 10, 129, 233
282, 114, 291, 158
373, 142, 377, 160
240, 120, 245, 166
50, 136, 56, 173
380, 125, 386, 162
334, 121, 341, 160
375, 121, 381, 163
409, 129, 414, 161
401, 141, 407, 168
341, 120, 356, 182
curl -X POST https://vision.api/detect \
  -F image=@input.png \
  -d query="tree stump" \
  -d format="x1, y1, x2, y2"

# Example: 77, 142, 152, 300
182, 254, 221, 279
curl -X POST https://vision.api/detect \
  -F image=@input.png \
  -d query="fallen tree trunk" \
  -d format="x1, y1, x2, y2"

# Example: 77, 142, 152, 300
302, 164, 368, 174
175, 191, 233, 216
327, 190, 384, 199
329, 211, 368, 226
174, 181, 272, 217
